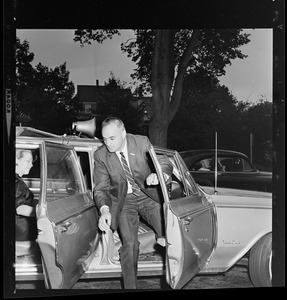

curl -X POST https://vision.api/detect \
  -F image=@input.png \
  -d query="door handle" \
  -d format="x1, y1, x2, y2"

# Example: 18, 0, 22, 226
183, 216, 192, 225
38, 229, 45, 235
58, 221, 72, 233
58, 221, 79, 234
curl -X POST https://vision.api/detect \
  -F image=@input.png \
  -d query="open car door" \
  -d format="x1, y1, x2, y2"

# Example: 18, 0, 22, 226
37, 141, 99, 289
149, 147, 217, 289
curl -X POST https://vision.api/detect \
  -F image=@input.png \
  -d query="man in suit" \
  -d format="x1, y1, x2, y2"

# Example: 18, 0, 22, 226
93, 117, 173, 289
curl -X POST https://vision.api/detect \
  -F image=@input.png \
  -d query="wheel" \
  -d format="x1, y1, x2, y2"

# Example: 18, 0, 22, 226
248, 233, 272, 287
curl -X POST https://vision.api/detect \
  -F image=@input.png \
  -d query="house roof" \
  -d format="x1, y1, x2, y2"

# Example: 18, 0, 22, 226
77, 85, 106, 103
77, 84, 133, 104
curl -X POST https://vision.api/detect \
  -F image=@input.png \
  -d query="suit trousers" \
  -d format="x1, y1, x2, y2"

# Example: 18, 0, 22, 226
118, 190, 164, 289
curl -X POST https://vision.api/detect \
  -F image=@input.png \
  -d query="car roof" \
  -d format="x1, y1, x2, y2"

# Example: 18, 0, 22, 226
16, 126, 103, 148
179, 149, 251, 168
16, 126, 60, 138
179, 149, 248, 158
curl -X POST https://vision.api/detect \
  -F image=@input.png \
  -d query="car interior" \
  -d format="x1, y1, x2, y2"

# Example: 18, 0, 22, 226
16, 147, 42, 262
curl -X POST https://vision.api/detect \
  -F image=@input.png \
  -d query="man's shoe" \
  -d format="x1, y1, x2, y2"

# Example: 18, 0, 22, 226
156, 237, 166, 247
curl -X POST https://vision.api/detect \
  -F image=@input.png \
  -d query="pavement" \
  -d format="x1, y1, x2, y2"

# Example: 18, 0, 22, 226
15, 258, 254, 293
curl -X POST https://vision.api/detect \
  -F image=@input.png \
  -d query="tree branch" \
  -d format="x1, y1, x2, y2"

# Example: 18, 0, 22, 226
169, 29, 200, 122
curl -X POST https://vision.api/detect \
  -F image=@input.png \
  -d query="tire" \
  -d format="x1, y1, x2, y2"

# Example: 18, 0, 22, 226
248, 233, 272, 287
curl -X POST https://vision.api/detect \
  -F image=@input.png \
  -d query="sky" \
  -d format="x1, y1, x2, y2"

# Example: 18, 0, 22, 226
16, 29, 273, 104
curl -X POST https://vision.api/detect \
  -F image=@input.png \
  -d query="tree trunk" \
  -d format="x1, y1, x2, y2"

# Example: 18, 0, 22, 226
169, 29, 200, 121
149, 29, 200, 147
149, 30, 175, 147
149, 94, 169, 146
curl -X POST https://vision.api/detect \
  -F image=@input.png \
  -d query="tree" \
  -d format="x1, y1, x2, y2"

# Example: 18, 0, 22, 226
168, 71, 240, 150
243, 99, 272, 171
74, 29, 250, 146
16, 38, 80, 134
169, 73, 272, 170
15, 38, 35, 122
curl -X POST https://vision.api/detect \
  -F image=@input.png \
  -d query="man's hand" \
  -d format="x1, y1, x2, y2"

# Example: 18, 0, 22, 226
146, 172, 170, 185
146, 173, 159, 185
98, 206, 111, 233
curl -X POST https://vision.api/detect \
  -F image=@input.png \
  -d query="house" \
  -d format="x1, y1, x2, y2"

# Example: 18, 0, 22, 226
76, 80, 106, 120
76, 80, 152, 122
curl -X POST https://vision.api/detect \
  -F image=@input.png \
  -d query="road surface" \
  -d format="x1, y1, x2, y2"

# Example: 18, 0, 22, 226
15, 257, 254, 293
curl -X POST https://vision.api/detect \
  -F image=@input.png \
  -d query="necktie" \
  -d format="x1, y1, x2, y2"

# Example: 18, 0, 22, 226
120, 152, 141, 196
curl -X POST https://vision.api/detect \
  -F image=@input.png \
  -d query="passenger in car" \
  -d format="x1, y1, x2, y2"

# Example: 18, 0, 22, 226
15, 149, 38, 241
93, 117, 173, 289
199, 159, 211, 171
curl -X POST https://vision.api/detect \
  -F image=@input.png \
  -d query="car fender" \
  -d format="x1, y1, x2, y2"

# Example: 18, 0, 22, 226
198, 186, 272, 274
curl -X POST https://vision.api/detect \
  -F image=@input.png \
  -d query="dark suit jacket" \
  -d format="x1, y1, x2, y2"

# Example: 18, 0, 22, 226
93, 134, 173, 230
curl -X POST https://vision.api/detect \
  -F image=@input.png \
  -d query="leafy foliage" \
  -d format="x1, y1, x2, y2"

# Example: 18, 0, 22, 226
72, 29, 271, 169
168, 71, 237, 149
15, 38, 80, 134
120, 29, 250, 93
73, 29, 120, 45
92, 73, 146, 136
243, 99, 272, 170
168, 72, 272, 170
74, 29, 250, 146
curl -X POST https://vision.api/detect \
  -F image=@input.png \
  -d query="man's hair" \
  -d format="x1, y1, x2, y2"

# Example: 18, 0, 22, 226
16, 149, 33, 160
102, 117, 125, 130
16, 149, 37, 165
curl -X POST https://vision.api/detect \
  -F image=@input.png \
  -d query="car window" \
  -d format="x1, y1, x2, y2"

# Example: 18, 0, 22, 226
46, 145, 84, 201
76, 151, 92, 190
180, 154, 196, 170
219, 156, 253, 172
219, 157, 234, 172
241, 157, 254, 171
191, 156, 220, 172
190, 159, 209, 171
168, 154, 198, 200
20, 148, 41, 198
232, 157, 244, 171
21, 148, 40, 178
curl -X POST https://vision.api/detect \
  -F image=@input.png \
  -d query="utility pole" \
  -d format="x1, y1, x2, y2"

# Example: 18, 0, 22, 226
250, 133, 253, 163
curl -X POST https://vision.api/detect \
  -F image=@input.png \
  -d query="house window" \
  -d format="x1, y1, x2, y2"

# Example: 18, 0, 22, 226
85, 104, 92, 113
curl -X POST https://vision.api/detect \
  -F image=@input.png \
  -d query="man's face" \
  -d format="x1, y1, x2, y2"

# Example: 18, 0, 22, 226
102, 123, 126, 153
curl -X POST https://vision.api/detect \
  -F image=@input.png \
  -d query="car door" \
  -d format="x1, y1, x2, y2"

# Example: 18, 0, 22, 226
37, 141, 100, 289
149, 147, 217, 289
217, 155, 254, 190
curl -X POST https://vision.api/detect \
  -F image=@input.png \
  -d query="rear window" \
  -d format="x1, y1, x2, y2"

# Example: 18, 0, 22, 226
46, 145, 84, 201
219, 156, 254, 172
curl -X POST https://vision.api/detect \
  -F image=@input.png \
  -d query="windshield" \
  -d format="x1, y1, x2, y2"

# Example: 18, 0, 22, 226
157, 150, 198, 199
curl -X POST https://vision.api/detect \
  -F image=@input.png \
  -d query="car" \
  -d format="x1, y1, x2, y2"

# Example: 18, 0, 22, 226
14, 126, 272, 289
179, 149, 272, 193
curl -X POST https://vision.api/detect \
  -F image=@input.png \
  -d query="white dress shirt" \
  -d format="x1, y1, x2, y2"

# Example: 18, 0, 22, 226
100, 138, 132, 214
115, 139, 133, 194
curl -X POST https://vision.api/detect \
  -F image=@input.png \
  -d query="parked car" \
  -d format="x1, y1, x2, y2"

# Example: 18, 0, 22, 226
179, 149, 272, 193
14, 127, 272, 289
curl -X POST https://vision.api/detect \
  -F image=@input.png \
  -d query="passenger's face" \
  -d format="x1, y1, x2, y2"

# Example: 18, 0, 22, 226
16, 152, 33, 176
102, 124, 126, 153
